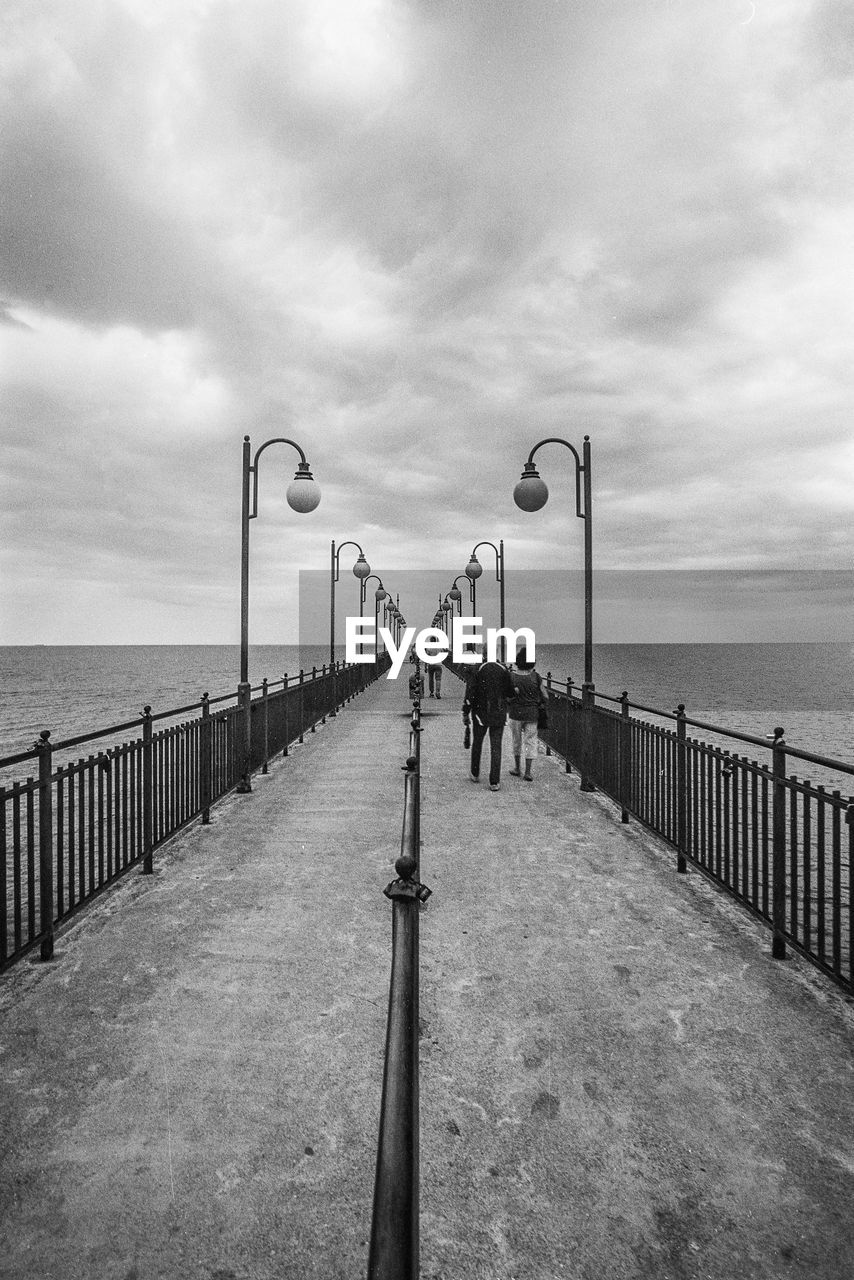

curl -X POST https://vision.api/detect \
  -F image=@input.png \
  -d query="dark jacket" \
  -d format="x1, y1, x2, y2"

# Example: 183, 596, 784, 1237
462, 661, 517, 728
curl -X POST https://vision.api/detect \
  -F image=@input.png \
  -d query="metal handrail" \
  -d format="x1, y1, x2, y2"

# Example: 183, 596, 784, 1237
368, 698, 428, 1280
537, 677, 854, 990
1, 657, 390, 973
0, 661, 365, 769
542, 676, 854, 777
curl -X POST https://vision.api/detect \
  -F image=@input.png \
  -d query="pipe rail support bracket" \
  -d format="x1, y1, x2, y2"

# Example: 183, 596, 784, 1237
384, 854, 431, 903
384, 876, 432, 904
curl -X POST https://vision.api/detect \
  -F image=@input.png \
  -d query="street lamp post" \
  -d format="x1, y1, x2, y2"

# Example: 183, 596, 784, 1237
513, 434, 593, 788
384, 598, 400, 647
466, 540, 505, 657
362, 575, 387, 662
448, 575, 474, 617
331, 540, 371, 664
239, 433, 320, 793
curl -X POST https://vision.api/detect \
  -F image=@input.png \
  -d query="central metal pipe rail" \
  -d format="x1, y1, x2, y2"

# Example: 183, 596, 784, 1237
368, 698, 428, 1280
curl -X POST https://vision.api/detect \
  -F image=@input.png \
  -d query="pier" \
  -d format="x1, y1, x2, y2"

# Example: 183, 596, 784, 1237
1, 671, 853, 1279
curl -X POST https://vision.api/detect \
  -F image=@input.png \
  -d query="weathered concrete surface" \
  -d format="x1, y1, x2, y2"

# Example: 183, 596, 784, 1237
1, 674, 853, 1280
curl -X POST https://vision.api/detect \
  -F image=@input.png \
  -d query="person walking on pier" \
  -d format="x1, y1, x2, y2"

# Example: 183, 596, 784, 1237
462, 653, 516, 790
508, 649, 543, 781
428, 648, 450, 698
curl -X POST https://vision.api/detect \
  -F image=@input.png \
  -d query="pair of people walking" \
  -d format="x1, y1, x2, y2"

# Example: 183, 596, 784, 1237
461, 649, 545, 790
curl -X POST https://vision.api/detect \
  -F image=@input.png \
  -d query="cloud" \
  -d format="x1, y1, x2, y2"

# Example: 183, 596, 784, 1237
1, 0, 853, 642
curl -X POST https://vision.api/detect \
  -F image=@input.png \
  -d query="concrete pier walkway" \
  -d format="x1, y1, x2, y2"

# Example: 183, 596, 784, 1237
1, 674, 853, 1280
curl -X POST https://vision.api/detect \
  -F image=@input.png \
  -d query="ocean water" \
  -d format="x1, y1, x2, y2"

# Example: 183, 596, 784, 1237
0, 644, 852, 789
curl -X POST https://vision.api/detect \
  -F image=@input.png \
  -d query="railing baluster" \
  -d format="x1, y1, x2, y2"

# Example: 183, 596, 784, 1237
816, 785, 826, 961
12, 783, 22, 952
262, 678, 270, 772
26, 777, 36, 942
0, 786, 7, 962
847, 803, 854, 987
56, 767, 65, 918
106, 751, 114, 881
831, 792, 842, 976
789, 777, 799, 942
802, 782, 812, 953
67, 764, 76, 908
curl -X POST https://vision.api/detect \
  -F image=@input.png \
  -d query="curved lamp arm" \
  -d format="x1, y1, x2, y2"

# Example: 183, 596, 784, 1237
249, 436, 314, 520
333, 539, 367, 582
470, 540, 503, 581
521, 436, 588, 519
449, 574, 474, 607
362, 573, 387, 606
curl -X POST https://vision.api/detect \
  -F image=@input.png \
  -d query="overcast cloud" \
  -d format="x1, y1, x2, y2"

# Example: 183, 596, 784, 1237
2, 0, 853, 643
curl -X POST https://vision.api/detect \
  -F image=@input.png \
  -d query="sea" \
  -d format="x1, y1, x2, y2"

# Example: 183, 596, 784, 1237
1, 643, 852, 791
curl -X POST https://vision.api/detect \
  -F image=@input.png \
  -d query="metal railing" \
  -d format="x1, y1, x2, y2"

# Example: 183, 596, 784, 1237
368, 696, 429, 1280
0, 657, 390, 972
537, 674, 854, 992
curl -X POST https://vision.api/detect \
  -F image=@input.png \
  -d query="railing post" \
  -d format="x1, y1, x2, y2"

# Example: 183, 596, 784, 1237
261, 678, 270, 773
675, 703, 687, 870
200, 693, 212, 824
321, 664, 327, 725
620, 692, 630, 823
544, 673, 552, 756
36, 730, 54, 961
299, 670, 305, 743
142, 705, 154, 873
330, 660, 338, 717
311, 666, 317, 732
580, 682, 595, 792
236, 680, 252, 793
282, 674, 289, 756
771, 727, 787, 960
564, 675, 572, 773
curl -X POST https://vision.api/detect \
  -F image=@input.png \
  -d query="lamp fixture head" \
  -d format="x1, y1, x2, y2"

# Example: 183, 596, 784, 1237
353, 553, 371, 579
465, 555, 482, 580
513, 461, 548, 512
286, 462, 321, 513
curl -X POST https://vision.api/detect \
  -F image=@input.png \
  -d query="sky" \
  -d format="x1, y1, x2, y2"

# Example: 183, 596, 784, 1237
2, 0, 853, 644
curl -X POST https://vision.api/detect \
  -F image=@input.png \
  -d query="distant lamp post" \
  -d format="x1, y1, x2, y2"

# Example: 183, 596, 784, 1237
384, 599, 399, 646
513, 435, 592, 687
466, 540, 505, 656
448, 575, 473, 615
239, 433, 320, 793
514, 434, 593, 790
362, 575, 387, 660
330, 540, 371, 663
